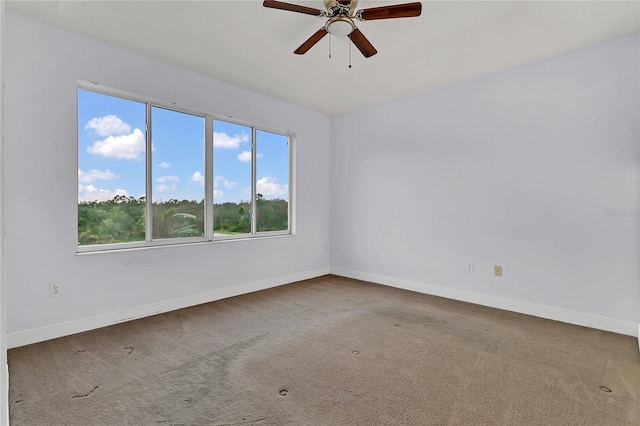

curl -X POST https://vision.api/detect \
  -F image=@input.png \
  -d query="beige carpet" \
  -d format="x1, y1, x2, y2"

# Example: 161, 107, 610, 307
8, 275, 640, 425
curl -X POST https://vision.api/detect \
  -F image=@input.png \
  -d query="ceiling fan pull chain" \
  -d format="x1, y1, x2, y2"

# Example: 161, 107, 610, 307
329, 33, 332, 58
349, 34, 352, 68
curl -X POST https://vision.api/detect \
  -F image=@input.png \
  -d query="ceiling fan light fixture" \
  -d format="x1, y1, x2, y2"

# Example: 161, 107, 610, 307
325, 16, 354, 37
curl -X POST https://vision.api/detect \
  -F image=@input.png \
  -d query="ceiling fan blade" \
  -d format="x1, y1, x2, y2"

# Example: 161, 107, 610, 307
358, 2, 422, 21
350, 28, 377, 58
294, 29, 329, 55
263, 0, 324, 16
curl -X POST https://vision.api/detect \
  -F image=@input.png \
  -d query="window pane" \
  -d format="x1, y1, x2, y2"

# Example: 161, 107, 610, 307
151, 107, 205, 239
256, 130, 289, 232
77, 90, 146, 245
213, 120, 252, 236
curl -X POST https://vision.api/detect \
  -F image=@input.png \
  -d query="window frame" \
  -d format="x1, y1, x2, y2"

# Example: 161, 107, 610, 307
76, 81, 295, 253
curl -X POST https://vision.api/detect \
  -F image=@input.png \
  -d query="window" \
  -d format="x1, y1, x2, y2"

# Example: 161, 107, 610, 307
151, 107, 205, 240
211, 121, 290, 237
77, 90, 146, 245
77, 84, 292, 251
256, 129, 289, 232
213, 120, 252, 236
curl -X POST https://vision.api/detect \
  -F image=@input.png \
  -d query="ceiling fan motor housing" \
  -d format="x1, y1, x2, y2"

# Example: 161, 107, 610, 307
325, 0, 358, 13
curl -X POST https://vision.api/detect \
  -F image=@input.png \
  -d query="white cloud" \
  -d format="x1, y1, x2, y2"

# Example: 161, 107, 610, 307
156, 184, 176, 192
84, 115, 131, 137
156, 162, 171, 169
87, 128, 145, 160
214, 175, 238, 189
78, 169, 118, 184
237, 151, 252, 162
237, 151, 263, 162
257, 176, 288, 198
156, 175, 180, 183
191, 171, 204, 188
214, 190, 225, 198
214, 131, 249, 149
78, 184, 129, 202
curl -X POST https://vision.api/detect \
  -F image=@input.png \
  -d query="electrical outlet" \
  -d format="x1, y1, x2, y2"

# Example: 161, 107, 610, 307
494, 266, 503, 277
466, 263, 474, 273
50, 283, 62, 298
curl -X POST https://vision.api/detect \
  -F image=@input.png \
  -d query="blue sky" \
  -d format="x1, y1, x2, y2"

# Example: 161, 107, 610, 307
78, 89, 289, 204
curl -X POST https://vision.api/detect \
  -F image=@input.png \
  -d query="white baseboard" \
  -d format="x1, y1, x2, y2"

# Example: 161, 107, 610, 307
331, 267, 639, 338
8, 267, 330, 349
7, 267, 638, 349
4, 365, 7, 426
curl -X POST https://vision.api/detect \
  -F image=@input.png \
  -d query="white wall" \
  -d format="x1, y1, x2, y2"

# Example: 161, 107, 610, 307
331, 33, 640, 333
4, 13, 330, 344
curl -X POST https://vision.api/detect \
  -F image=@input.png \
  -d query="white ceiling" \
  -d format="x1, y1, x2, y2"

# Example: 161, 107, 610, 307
6, 0, 640, 115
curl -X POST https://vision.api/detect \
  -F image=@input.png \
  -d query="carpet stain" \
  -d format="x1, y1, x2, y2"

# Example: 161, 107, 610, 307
214, 418, 267, 426
71, 385, 98, 399
375, 307, 448, 326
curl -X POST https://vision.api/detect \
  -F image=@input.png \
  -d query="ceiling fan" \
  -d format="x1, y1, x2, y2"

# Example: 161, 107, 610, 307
263, 0, 422, 58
